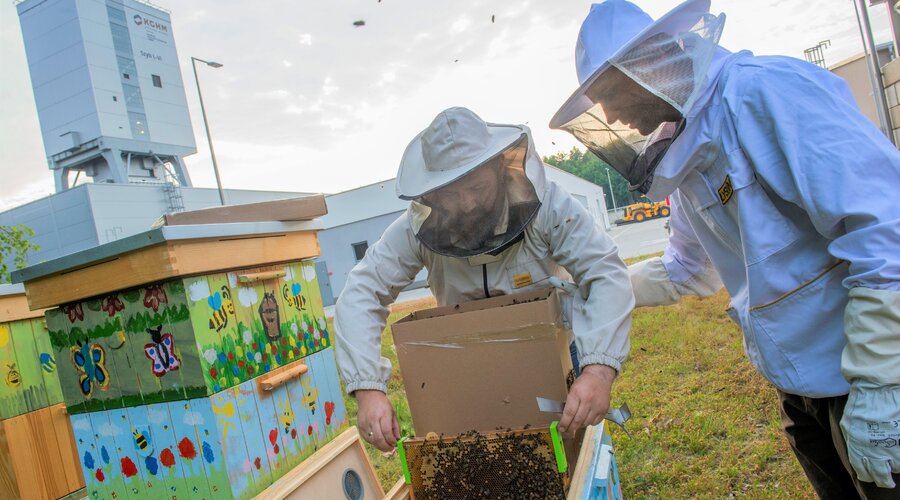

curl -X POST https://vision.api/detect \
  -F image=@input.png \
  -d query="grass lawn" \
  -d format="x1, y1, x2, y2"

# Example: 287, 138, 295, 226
332, 253, 815, 498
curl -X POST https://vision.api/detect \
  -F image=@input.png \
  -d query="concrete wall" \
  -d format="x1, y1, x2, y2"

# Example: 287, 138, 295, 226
830, 46, 894, 128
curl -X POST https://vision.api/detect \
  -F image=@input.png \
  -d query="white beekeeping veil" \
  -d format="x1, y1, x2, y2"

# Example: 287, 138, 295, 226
550, 0, 725, 194
396, 107, 545, 258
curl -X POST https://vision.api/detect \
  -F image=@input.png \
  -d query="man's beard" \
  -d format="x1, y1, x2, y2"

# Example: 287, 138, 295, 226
447, 194, 506, 251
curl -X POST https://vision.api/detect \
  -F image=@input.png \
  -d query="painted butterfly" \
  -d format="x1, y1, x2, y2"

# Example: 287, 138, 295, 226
70, 339, 110, 398
144, 326, 181, 377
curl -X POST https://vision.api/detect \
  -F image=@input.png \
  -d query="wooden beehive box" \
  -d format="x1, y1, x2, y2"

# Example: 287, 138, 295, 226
66, 346, 348, 500
13, 222, 327, 413
0, 284, 85, 499
13, 219, 351, 499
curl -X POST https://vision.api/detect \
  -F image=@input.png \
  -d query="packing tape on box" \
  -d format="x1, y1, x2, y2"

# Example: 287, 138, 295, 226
396, 323, 560, 351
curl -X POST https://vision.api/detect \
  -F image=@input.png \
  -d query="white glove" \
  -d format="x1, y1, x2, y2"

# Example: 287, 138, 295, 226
840, 383, 900, 488
840, 287, 900, 488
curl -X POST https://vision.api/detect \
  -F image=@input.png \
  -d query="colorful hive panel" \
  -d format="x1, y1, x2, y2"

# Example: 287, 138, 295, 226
44, 261, 332, 413
69, 347, 348, 500
0, 316, 66, 419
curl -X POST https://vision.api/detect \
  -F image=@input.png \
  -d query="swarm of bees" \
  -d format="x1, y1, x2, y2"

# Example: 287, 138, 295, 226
404, 427, 567, 499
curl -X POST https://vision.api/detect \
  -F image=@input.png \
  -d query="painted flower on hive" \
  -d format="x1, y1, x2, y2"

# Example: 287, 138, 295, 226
121, 457, 138, 478
143, 285, 168, 312
62, 303, 84, 323
160, 448, 176, 468
101, 295, 125, 317
178, 437, 197, 460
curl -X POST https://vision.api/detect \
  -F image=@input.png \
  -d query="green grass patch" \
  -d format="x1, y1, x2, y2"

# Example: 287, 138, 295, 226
336, 262, 814, 497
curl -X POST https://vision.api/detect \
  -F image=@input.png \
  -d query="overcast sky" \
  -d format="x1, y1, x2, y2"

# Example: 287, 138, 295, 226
0, 0, 894, 210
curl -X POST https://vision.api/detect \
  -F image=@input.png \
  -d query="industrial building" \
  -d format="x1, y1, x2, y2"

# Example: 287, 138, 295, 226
2, 0, 615, 308
16, 0, 196, 191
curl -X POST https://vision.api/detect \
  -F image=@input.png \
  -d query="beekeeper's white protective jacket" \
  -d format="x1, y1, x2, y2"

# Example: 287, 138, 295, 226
334, 135, 634, 395
630, 47, 900, 399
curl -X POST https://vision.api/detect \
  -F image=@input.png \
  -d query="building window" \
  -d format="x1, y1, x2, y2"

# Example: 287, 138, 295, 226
352, 241, 368, 262
152, 75, 162, 88
112, 96, 118, 101
123, 73, 130, 79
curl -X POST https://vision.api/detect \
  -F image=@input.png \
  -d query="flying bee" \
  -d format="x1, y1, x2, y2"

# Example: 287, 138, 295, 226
300, 376, 318, 415
282, 283, 307, 312
278, 399, 295, 434
132, 427, 152, 457
207, 286, 236, 332
5, 363, 20, 388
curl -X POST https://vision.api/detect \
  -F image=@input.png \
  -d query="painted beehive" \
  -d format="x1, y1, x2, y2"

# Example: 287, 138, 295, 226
67, 347, 348, 500
0, 286, 62, 419
0, 284, 86, 499
12, 221, 352, 499
43, 261, 332, 414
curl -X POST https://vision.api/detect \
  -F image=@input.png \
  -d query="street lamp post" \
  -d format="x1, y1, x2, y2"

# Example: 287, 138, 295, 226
605, 167, 618, 212
191, 56, 227, 205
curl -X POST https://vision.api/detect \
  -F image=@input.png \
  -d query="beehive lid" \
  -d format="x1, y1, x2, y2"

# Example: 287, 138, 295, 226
0, 283, 47, 322
12, 221, 322, 310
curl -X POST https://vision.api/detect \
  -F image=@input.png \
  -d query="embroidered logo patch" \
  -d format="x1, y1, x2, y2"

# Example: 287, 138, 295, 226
512, 272, 533, 289
718, 175, 734, 205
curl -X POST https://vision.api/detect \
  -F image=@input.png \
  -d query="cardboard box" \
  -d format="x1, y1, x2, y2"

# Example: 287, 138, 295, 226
391, 287, 574, 437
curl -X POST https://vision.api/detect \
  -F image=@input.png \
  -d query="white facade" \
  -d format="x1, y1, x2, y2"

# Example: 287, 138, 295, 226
17, 0, 195, 190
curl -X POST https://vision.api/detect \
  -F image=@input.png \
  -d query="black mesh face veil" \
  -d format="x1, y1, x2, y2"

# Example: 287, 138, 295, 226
551, 9, 725, 194
409, 135, 541, 258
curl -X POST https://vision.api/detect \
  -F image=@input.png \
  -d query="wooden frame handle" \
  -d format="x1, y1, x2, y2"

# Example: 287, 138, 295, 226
257, 361, 308, 392
238, 270, 287, 283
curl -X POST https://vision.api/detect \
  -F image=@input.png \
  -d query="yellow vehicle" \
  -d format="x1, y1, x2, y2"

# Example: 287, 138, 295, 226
618, 200, 670, 224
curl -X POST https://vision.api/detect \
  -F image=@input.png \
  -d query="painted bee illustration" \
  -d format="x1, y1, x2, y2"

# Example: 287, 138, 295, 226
300, 376, 318, 415
144, 325, 180, 377
258, 292, 282, 342
70, 338, 110, 398
278, 399, 295, 434
207, 286, 235, 332
132, 427, 153, 457
282, 283, 307, 312
5, 363, 20, 388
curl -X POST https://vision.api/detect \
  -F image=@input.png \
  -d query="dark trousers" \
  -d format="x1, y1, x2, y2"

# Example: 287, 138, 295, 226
777, 390, 900, 499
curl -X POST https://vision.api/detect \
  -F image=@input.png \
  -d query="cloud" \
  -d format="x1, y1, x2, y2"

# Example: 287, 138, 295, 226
182, 410, 205, 426
238, 287, 258, 307
322, 76, 338, 97
188, 280, 211, 302
98, 422, 123, 437
298, 33, 312, 46
282, 59, 293, 68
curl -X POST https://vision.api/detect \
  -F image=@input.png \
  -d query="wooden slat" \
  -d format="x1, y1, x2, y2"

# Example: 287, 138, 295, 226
4, 413, 49, 499
24, 243, 177, 310
29, 407, 70, 498
50, 404, 85, 493
0, 416, 20, 500
256, 360, 308, 393
384, 478, 412, 500
161, 194, 327, 226
24, 231, 320, 309
566, 423, 600, 500
167, 231, 320, 279
0, 294, 46, 323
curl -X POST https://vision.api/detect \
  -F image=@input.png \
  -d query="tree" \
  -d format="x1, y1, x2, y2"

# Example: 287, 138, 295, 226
1, 224, 39, 283
543, 147, 641, 209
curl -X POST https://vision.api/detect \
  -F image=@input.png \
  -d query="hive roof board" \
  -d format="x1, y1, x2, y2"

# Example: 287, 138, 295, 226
12, 220, 323, 310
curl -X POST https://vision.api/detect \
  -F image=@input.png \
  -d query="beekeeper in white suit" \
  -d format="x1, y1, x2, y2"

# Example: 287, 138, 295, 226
334, 106, 634, 452
551, 0, 900, 496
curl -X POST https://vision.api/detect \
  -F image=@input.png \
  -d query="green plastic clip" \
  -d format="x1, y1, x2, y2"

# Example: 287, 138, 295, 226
397, 436, 412, 484
550, 421, 568, 473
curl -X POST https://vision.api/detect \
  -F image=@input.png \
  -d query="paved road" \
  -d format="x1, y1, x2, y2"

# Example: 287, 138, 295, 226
607, 217, 670, 259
